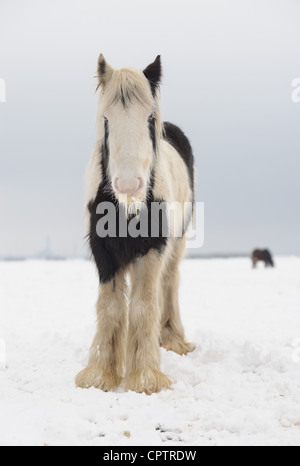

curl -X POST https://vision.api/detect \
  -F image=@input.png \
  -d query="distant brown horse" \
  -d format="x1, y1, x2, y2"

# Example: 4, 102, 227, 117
252, 249, 274, 268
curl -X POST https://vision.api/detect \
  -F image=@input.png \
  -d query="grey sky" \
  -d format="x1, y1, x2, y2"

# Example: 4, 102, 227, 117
0, 0, 299, 257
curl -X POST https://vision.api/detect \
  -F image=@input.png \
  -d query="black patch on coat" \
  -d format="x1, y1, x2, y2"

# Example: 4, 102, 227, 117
88, 189, 167, 284
143, 55, 162, 97
163, 122, 194, 194
148, 114, 157, 153
147, 115, 158, 192
100, 117, 110, 183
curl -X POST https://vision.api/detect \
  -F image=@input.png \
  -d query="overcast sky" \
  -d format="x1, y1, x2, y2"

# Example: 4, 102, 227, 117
0, 0, 299, 257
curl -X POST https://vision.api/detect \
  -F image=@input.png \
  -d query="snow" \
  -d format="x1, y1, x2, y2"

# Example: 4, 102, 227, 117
0, 257, 300, 446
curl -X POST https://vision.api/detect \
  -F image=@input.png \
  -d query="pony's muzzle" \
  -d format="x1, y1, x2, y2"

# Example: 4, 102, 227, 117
113, 176, 144, 197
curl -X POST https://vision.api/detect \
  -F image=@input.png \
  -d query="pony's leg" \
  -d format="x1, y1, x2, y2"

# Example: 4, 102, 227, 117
76, 271, 127, 391
124, 251, 172, 394
160, 238, 195, 355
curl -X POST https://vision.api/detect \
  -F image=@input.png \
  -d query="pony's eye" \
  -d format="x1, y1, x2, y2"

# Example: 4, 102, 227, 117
103, 116, 108, 122
148, 113, 155, 122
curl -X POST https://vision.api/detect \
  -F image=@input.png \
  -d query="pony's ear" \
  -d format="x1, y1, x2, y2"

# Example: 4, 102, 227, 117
97, 53, 114, 88
143, 55, 162, 95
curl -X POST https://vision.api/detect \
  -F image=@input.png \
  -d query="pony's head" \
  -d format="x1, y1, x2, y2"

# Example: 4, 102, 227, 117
96, 54, 162, 205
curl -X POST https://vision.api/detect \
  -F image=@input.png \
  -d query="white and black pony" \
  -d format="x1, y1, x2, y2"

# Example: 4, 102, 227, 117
76, 55, 195, 394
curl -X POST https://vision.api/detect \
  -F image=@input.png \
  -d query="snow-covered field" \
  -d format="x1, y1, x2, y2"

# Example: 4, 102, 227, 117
0, 257, 300, 446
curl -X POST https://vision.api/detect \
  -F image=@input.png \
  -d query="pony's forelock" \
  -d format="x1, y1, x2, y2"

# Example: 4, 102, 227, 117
96, 67, 163, 143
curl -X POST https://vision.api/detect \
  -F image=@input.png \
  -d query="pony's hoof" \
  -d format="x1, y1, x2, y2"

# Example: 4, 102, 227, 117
161, 338, 196, 355
75, 366, 121, 391
124, 369, 173, 394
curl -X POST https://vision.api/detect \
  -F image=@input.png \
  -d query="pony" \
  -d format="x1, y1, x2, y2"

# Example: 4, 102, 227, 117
75, 54, 195, 394
252, 249, 275, 268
